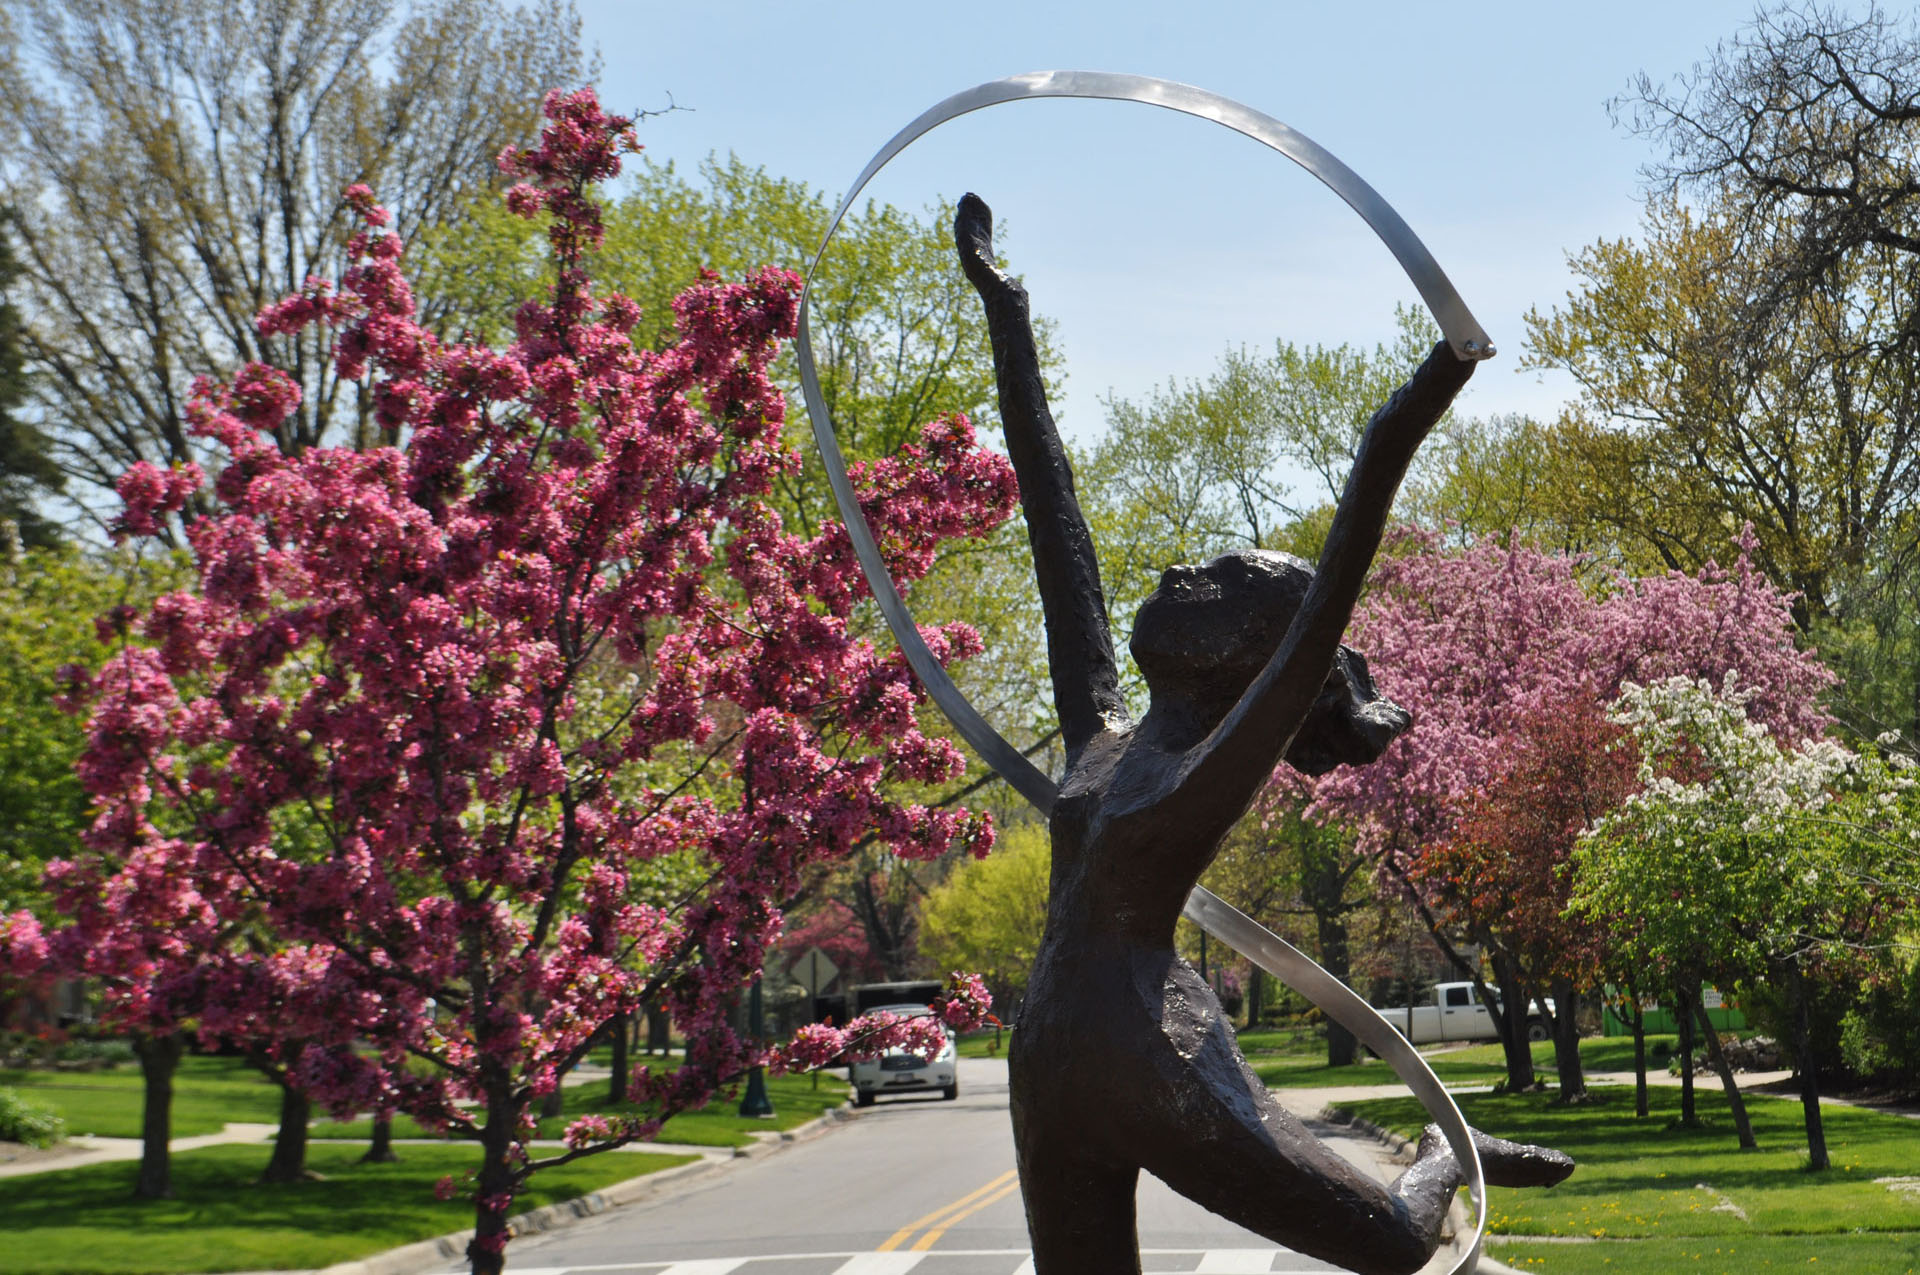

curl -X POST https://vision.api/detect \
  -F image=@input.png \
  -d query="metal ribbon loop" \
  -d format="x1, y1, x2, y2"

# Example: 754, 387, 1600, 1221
798, 71, 1485, 1274
1184, 886, 1486, 1274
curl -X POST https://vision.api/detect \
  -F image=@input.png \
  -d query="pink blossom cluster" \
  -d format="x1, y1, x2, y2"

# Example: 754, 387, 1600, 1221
933, 971, 993, 1030
0, 912, 48, 979
763, 972, 992, 1076
1303, 526, 1832, 867
41, 86, 1011, 1257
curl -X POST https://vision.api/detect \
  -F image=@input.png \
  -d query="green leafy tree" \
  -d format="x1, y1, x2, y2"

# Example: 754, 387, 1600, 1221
1082, 306, 1441, 633
1571, 675, 1919, 1165
1198, 799, 1374, 1061
1524, 199, 1920, 621
918, 821, 1051, 1010
1839, 934, 1920, 1087
1399, 412, 1593, 554
0, 549, 162, 912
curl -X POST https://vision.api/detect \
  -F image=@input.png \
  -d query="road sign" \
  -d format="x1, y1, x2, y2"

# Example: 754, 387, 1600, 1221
791, 946, 839, 998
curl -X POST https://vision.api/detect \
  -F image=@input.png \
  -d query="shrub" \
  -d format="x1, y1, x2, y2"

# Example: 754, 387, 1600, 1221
0, 1087, 66, 1147
1839, 954, 1920, 1087
51, 1036, 135, 1069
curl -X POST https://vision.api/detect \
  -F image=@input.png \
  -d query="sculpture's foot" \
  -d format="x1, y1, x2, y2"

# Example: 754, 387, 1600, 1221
1429, 1124, 1573, 1188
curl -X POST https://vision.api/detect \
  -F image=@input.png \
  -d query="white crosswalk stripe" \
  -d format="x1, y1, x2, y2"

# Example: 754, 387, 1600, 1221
1194, 1251, 1280, 1273
828, 1255, 929, 1274
505, 1250, 1334, 1274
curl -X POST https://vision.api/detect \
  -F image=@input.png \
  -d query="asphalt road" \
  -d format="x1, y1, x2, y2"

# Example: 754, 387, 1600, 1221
490, 1058, 1358, 1275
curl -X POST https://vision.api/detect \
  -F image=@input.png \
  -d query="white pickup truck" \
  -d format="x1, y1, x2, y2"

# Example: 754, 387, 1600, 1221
1373, 981, 1552, 1045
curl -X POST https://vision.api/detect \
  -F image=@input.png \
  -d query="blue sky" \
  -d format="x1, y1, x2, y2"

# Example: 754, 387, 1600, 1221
579, 2, 1767, 436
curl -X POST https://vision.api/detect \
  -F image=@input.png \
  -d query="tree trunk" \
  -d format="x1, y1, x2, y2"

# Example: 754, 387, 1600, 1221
609, 1010, 630, 1104
1489, 953, 1538, 1092
1675, 981, 1698, 1126
1549, 976, 1587, 1101
360, 1112, 398, 1163
1316, 911, 1356, 1067
645, 1000, 670, 1055
467, 1082, 520, 1275
259, 1080, 313, 1183
1626, 987, 1649, 1119
1246, 967, 1265, 1032
131, 1032, 182, 1200
1786, 959, 1829, 1170
1693, 994, 1757, 1150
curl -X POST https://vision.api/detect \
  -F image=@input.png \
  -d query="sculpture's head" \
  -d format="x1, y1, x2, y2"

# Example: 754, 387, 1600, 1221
1129, 548, 1409, 774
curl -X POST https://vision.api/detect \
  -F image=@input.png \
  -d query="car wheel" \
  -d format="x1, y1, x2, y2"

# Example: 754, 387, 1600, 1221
855, 1090, 875, 1108
942, 1082, 959, 1101
1526, 1019, 1550, 1042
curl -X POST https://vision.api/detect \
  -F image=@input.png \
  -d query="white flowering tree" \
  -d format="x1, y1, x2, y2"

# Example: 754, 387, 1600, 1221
1569, 675, 1917, 1167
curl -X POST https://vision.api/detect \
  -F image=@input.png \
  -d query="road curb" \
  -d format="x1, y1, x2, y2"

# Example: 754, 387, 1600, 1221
314, 1106, 856, 1275
730, 1102, 859, 1159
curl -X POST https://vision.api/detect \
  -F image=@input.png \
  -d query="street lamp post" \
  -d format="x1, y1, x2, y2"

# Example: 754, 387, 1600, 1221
738, 975, 775, 1118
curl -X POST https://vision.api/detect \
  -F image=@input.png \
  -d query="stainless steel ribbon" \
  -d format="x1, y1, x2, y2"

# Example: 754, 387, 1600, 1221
797, 71, 1486, 1273
1184, 886, 1486, 1274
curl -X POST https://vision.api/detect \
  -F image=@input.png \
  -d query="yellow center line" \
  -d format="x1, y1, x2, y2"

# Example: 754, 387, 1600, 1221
876, 1168, 1020, 1251
909, 1178, 1023, 1251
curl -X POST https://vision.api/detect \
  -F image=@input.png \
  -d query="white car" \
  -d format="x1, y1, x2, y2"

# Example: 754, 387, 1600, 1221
849, 1003, 958, 1106
1373, 980, 1555, 1044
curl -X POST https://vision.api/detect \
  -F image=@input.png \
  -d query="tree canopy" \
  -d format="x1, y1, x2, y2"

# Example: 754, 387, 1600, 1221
1528, 2, 1920, 737
1302, 530, 1833, 1089
20, 91, 999, 1263
918, 820, 1051, 1010
0, 0, 586, 529
0, 549, 162, 913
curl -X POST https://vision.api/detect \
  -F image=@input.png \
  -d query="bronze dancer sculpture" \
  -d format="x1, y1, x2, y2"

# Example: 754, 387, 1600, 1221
955, 193, 1572, 1275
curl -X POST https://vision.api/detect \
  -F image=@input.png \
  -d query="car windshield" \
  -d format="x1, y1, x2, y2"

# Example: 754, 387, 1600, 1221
873, 1003, 930, 1017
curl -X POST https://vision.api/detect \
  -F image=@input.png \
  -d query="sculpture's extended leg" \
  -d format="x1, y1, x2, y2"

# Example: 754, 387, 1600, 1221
1127, 957, 1567, 1275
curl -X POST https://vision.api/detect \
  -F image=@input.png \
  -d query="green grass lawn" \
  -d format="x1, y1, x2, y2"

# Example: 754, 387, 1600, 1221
5, 1052, 846, 1151
0, 1055, 283, 1138
1339, 1085, 1920, 1274
0, 1141, 696, 1274
957, 1027, 1010, 1059
1245, 1033, 1684, 1090
1250, 1046, 1515, 1089
1433, 1035, 1680, 1076
307, 1067, 849, 1148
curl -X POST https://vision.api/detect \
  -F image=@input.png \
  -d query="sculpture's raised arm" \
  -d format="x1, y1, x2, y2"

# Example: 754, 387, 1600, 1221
955, 194, 1127, 756
1169, 342, 1473, 818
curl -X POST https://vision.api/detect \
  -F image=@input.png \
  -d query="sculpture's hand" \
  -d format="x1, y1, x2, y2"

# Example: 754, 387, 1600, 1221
954, 192, 1128, 757
955, 192, 1011, 294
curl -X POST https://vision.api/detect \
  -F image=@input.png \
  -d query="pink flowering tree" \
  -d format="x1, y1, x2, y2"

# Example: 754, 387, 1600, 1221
44, 89, 999, 1270
1305, 529, 1833, 1092
1413, 692, 1638, 1100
